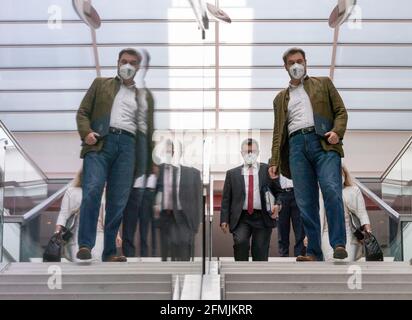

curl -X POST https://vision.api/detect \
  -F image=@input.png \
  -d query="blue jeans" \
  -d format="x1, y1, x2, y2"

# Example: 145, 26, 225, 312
289, 132, 346, 261
78, 133, 135, 260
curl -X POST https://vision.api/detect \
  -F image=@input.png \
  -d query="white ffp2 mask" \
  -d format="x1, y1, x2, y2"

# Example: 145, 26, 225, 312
118, 63, 137, 80
289, 63, 306, 80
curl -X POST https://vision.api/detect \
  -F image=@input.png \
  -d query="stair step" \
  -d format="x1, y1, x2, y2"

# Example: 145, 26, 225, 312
0, 282, 171, 294
225, 281, 412, 293
0, 292, 171, 300
225, 292, 412, 300
0, 273, 171, 283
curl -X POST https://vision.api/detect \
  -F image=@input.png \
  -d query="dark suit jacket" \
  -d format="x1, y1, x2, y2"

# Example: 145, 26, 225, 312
220, 163, 282, 232
156, 164, 202, 233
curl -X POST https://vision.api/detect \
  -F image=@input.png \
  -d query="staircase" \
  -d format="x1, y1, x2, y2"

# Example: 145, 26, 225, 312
0, 261, 201, 300
221, 261, 412, 300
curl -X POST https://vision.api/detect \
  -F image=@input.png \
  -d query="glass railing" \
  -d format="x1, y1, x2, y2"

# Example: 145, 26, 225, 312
0, 120, 71, 262
354, 179, 402, 260
381, 136, 412, 216
379, 135, 412, 260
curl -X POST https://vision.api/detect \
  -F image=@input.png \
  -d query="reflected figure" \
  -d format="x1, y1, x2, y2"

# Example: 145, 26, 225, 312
155, 139, 202, 261
220, 139, 282, 261
76, 48, 154, 262
122, 49, 156, 258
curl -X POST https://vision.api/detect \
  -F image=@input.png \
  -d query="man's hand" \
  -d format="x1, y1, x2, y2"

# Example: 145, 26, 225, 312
85, 132, 100, 146
271, 204, 281, 220
268, 166, 279, 179
220, 223, 229, 234
324, 131, 340, 145
363, 224, 372, 234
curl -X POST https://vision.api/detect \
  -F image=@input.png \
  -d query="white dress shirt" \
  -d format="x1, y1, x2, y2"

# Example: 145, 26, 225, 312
162, 165, 182, 211
110, 83, 138, 134
279, 174, 294, 189
287, 82, 315, 136
242, 163, 262, 210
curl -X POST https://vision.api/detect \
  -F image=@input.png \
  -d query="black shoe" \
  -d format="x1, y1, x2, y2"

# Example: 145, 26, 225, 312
103, 255, 127, 262
333, 246, 348, 260
76, 247, 92, 261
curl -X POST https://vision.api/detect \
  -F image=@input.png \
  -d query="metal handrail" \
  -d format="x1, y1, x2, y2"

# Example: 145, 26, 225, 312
354, 178, 400, 221
380, 135, 412, 182
3, 182, 70, 225
0, 120, 48, 181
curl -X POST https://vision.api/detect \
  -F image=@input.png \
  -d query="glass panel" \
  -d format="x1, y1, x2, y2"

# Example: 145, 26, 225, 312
340, 23, 412, 44
95, 0, 196, 20
383, 142, 412, 216
99, 47, 215, 67
0, 92, 85, 111
340, 91, 412, 110
220, 90, 278, 110
334, 69, 412, 89
0, 122, 48, 217
220, 23, 334, 44
0, 112, 76, 131
0, 24, 92, 45
219, 68, 330, 89
101, 68, 215, 89
336, 46, 412, 67
0, 139, 5, 262
347, 111, 412, 130
220, 46, 333, 67
220, 90, 412, 111
219, 111, 273, 129
219, 0, 333, 19
0, 69, 97, 90
0, 0, 79, 21
97, 22, 215, 44
0, 91, 216, 112
402, 221, 412, 261
355, 0, 412, 19
0, 47, 95, 68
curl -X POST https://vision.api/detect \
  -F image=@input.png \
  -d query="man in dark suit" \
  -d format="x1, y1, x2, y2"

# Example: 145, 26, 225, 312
220, 138, 282, 261
156, 139, 202, 261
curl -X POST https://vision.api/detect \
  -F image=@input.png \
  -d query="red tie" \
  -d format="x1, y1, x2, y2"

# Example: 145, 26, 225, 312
247, 167, 254, 215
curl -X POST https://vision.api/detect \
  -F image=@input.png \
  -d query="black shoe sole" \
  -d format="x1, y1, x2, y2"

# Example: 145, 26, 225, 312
333, 250, 348, 260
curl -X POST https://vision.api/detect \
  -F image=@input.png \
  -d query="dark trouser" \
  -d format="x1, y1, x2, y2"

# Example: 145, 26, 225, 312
232, 210, 273, 261
277, 191, 306, 257
122, 188, 144, 257
122, 131, 152, 257
160, 210, 192, 261
141, 189, 157, 257
78, 133, 135, 261
289, 131, 346, 261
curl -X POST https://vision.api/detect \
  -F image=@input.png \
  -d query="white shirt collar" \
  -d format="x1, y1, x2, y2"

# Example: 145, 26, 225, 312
243, 162, 259, 172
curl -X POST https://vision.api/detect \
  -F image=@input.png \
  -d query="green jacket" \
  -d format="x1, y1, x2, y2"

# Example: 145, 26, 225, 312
269, 76, 348, 179
76, 76, 155, 177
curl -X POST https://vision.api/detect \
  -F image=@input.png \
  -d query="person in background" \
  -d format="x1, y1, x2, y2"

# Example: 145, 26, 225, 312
155, 139, 202, 261
221, 138, 282, 261
277, 174, 306, 257
55, 169, 121, 261
320, 165, 372, 261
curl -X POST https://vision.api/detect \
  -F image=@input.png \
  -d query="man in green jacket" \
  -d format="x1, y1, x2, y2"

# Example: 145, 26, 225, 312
268, 47, 348, 261
76, 48, 154, 262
